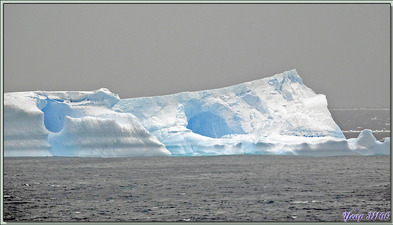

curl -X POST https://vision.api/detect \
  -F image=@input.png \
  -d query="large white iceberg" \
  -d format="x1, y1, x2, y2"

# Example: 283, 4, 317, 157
4, 70, 390, 157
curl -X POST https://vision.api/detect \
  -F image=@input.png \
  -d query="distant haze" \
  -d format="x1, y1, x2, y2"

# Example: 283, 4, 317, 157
4, 4, 390, 108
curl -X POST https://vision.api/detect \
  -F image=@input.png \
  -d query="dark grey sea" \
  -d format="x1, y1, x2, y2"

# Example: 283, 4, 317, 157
3, 155, 390, 222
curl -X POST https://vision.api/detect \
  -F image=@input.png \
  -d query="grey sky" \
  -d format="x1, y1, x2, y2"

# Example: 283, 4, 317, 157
4, 3, 390, 108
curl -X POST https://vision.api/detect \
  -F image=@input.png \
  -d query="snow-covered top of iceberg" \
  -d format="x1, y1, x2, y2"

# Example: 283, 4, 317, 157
5, 88, 120, 111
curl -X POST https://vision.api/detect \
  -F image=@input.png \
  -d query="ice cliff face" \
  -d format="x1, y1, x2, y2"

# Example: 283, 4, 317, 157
5, 92, 51, 156
4, 70, 390, 157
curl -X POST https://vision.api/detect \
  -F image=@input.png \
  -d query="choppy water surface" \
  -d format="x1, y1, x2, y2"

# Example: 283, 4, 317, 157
4, 156, 390, 222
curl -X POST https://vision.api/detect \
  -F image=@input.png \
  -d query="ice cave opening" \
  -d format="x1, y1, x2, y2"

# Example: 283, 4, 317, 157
41, 99, 74, 133
186, 111, 234, 138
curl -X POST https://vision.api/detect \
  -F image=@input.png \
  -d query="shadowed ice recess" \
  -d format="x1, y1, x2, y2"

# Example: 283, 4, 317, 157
4, 70, 390, 157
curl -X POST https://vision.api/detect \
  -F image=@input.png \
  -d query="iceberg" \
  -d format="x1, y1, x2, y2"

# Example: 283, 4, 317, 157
4, 70, 390, 157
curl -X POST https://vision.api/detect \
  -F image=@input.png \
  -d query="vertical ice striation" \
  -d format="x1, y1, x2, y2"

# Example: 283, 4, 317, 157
4, 92, 51, 156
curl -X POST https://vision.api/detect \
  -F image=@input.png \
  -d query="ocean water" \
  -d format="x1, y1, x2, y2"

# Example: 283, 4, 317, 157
3, 156, 390, 222
330, 109, 390, 141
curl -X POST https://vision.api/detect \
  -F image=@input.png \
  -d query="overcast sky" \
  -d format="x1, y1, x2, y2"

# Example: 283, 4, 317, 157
4, 3, 390, 108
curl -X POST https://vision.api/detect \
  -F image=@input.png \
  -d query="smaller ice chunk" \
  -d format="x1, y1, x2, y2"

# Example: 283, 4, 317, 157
347, 129, 390, 155
353, 129, 378, 148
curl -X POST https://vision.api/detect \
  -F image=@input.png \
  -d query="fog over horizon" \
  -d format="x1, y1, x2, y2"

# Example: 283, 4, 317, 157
4, 4, 390, 108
